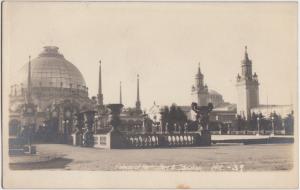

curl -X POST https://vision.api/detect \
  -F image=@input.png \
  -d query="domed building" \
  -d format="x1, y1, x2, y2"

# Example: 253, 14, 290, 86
208, 89, 224, 107
9, 46, 93, 139
190, 64, 236, 125
191, 64, 225, 107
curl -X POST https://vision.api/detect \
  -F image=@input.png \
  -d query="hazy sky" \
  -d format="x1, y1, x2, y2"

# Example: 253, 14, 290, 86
4, 2, 297, 109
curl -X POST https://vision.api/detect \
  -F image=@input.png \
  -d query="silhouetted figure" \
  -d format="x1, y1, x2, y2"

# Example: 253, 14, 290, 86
191, 102, 213, 131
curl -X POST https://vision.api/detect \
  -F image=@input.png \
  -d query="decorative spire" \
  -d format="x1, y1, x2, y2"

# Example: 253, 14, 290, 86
244, 46, 249, 60
27, 55, 32, 103
198, 62, 201, 75
136, 74, 141, 110
137, 74, 140, 102
196, 62, 203, 79
97, 60, 104, 105
119, 81, 122, 104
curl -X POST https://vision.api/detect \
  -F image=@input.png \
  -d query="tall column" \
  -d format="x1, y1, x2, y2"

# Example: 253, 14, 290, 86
136, 74, 141, 111
97, 60, 104, 106
27, 56, 32, 103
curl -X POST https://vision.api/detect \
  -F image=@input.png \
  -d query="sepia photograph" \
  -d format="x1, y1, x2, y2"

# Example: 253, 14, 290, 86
2, 1, 298, 188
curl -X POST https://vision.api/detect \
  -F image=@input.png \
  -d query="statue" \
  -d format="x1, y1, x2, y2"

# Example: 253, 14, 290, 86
191, 102, 213, 131
107, 104, 123, 131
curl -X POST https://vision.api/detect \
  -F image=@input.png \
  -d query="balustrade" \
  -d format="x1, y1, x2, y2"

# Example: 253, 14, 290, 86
122, 133, 201, 148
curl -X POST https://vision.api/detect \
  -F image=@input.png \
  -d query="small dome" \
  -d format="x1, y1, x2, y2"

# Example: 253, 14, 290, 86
14, 46, 86, 90
208, 89, 222, 96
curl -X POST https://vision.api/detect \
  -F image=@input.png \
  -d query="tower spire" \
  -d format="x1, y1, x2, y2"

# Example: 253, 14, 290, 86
136, 74, 141, 110
119, 81, 122, 104
236, 46, 259, 120
27, 55, 32, 103
97, 60, 104, 105
244, 45, 249, 60
198, 62, 201, 74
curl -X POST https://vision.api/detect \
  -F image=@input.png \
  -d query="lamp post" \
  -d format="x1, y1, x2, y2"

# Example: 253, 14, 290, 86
216, 115, 221, 134
282, 120, 285, 135
256, 117, 260, 136
271, 116, 275, 136
227, 122, 231, 135
42, 123, 46, 130
62, 119, 70, 143
66, 120, 69, 135
166, 122, 169, 134
94, 115, 99, 133
62, 120, 66, 142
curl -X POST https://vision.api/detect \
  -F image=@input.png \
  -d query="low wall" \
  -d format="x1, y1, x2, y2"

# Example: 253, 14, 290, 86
71, 134, 83, 146
90, 131, 211, 149
93, 134, 111, 149
212, 135, 294, 144
211, 130, 287, 135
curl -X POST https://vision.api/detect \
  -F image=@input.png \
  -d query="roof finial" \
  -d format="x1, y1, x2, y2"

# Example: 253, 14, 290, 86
244, 45, 249, 60
198, 62, 201, 74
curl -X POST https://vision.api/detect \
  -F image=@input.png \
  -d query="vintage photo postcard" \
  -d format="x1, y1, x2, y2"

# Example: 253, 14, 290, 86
2, 1, 298, 188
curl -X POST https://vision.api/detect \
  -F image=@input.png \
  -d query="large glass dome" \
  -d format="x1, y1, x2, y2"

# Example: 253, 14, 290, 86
16, 46, 87, 90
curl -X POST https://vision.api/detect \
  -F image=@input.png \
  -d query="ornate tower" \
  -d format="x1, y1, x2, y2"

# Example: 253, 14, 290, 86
191, 63, 209, 106
136, 74, 141, 111
97, 60, 104, 106
236, 46, 259, 119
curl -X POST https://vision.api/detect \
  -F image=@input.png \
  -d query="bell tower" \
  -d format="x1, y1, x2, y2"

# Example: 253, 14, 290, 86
236, 46, 259, 119
191, 63, 209, 106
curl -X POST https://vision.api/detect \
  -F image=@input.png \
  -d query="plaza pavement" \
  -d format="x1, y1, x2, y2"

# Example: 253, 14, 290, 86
9, 143, 294, 171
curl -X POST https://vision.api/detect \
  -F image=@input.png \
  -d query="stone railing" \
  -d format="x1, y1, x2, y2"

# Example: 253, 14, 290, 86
89, 131, 211, 149
124, 133, 199, 148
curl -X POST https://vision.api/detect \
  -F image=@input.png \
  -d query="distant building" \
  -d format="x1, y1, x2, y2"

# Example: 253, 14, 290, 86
147, 102, 162, 123
235, 46, 293, 120
191, 64, 226, 108
209, 103, 237, 123
119, 74, 144, 132
147, 64, 237, 126
208, 89, 224, 107
9, 46, 93, 137
94, 63, 144, 132
189, 64, 236, 123
250, 104, 293, 118
236, 46, 259, 119
191, 64, 209, 106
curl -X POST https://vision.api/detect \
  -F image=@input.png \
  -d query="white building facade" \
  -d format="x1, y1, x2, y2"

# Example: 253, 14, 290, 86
236, 47, 259, 119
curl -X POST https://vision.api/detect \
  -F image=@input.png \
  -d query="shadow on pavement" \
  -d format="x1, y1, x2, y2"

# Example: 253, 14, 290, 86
9, 157, 73, 170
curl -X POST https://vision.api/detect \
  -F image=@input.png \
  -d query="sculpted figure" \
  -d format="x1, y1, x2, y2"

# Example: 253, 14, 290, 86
191, 102, 213, 131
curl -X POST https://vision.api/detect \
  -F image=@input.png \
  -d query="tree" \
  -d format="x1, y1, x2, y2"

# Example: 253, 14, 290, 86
248, 112, 258, 131
161, 106, 169, 133
160, 104, 188, 133
271, 112, 283, 130
258, 113, 270, 132
233, 115, 246, 131
284, 111, 294, 135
